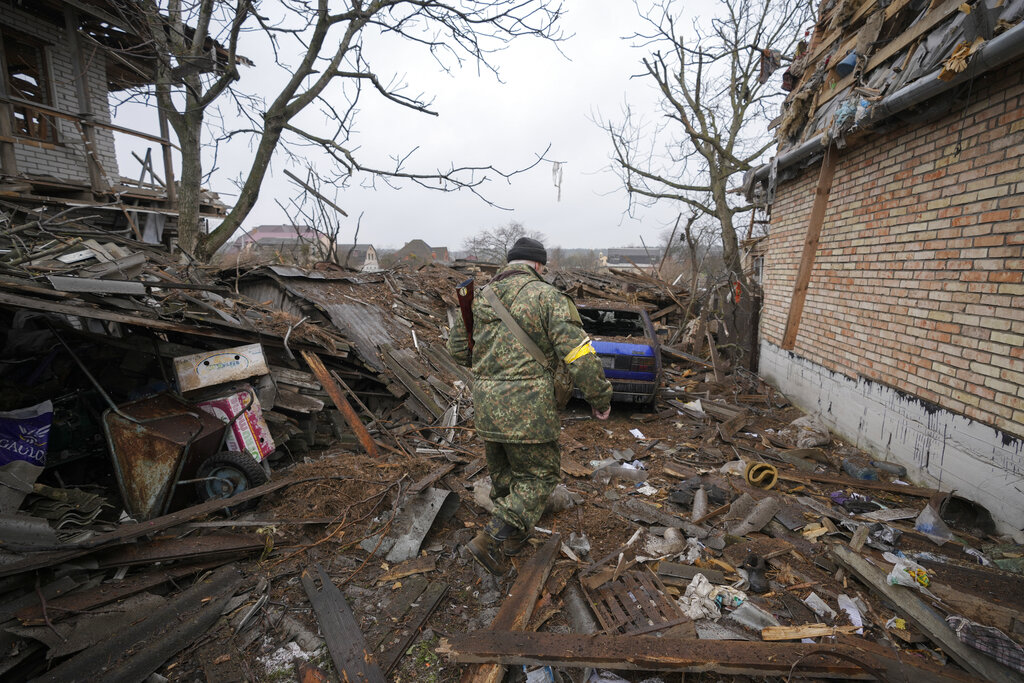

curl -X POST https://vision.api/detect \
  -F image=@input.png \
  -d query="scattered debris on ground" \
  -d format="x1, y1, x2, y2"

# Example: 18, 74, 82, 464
1, 208, 1021, 682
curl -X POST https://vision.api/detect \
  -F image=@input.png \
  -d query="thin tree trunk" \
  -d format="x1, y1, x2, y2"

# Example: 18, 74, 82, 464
177, 114, 203, 257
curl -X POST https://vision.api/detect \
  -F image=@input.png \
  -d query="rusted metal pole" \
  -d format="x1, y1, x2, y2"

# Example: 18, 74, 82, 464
301, 350, 380, 458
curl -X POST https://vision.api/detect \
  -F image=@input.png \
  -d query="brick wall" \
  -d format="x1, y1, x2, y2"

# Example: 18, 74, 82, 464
2, 6, 120, 184
762, 61, 1024, 439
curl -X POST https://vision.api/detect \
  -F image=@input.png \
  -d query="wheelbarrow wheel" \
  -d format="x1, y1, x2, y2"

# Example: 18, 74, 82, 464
195, 451, 269, 510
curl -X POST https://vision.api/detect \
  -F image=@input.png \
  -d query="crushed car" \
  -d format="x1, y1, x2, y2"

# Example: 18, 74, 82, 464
575, 301, 662, 406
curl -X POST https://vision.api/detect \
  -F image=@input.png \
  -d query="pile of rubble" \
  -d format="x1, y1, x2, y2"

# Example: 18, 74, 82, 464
1, 206, 1021, 682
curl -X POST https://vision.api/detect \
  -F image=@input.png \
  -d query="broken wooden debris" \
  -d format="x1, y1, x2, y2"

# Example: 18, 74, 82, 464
376, 555, 437, 584
34, 565, 243, 683
379, 581, 449, 676
301, 564, 386, 683
0, 475, 303, 578
831, 545, 1022, 683
583, 568, 694, 637
439, 631, 975, 682
460, 533, 562, 683
302, 350, 380, 458
15, 561, 222, 626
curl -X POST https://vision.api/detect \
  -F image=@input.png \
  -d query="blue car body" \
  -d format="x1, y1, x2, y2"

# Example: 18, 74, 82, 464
574, 303, 662, 405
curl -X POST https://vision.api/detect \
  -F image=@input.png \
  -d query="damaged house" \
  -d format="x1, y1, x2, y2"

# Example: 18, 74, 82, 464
0, 0, 228, 240
747, 0, 1024, 533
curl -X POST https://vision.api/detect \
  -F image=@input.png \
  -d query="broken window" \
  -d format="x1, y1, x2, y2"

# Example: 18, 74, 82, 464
2, 31, 57, 143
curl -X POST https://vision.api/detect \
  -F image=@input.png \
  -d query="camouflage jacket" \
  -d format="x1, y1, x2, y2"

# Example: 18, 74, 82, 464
447, 263, 612, 443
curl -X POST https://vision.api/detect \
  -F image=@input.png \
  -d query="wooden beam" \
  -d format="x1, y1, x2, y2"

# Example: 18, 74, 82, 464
781, 144, 838, 350
832, 545, 1022, 683
65, 7, 108, 193
762, 623, 861, 640
460, 534, 561, 683
302, 350, 380, 457
776, 469, 938, 498
0, 32, 20, 175
0, 95, 180, 149
301, 564, 386, 683
817, 0, 964, 110
439, 631, 974, 682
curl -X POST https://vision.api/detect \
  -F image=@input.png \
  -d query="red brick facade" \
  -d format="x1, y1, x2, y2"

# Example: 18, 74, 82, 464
761, 63, 1024, 438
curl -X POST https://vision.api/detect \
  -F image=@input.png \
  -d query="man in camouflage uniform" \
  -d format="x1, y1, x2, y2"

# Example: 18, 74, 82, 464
447, 237, 612, 575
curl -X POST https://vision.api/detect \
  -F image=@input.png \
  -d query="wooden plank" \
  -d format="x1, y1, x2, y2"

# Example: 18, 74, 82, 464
95, 533, 265, 567
817, 0, 964, 110
782, 144, 839, 350
379, 581, 449, 675
0, 291, 348, 357
381, 345, 445, 420
409, 463, 457, 495
439, 631, 974, 682
776, 470, 937, 498
16, 561, 222, 625
302, 350, 380, 458
0, 475, 304, 579
301, 564, 386, 683
273, 387, 325, 414
34, 566, 242, 683
461, 534, 561, 683
658, 561, 726, 585
376, 555, 437, 584
849, 524, 870, 552
762, 624, 861, 640
269, 366, 321, 391
832, 545, 1021, 683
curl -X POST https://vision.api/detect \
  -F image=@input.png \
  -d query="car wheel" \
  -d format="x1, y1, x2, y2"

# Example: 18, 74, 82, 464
195, 450, 269, 510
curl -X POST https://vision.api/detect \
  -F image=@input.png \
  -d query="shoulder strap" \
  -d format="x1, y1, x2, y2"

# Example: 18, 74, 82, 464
481, 285, 549, 369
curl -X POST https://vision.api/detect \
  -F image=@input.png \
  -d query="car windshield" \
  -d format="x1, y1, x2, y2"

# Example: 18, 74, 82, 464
579, 308, 647, 338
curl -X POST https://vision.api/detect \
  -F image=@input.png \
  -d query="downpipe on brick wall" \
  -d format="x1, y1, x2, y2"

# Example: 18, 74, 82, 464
750, 22, 1024, 189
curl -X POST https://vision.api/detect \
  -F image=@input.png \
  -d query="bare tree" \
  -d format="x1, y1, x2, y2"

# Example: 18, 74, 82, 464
603, 0, 810, 281
462, 221, 546, 264
114, 1, 565, 261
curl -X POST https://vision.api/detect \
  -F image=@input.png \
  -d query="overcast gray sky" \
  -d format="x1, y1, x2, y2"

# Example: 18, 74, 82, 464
112, 1, 701, 252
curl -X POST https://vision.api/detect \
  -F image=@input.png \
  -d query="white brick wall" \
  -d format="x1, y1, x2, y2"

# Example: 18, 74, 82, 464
2, 6, 119, 184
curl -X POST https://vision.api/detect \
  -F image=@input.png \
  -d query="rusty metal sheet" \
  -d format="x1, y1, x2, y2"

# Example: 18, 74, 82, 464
173, 343, 269, 392
102, 393, 225, 520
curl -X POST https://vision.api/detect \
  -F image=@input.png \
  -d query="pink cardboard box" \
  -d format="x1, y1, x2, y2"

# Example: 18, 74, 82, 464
197, 389, 274, 462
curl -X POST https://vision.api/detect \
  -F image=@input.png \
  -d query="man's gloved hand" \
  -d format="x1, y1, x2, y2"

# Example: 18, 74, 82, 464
592, 406, 611, 421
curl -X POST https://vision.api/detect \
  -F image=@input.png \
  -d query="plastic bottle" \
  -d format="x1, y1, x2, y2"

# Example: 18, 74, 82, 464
841, 459, 878, 480
591, 464, 647, 484
870, 460, 907, 478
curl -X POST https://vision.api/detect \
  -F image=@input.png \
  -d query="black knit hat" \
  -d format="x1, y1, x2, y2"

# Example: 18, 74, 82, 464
507, 237, 547, 265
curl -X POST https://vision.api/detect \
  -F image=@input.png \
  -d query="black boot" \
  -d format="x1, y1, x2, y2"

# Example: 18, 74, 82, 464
502, 527, 532, 556
467, 518, 516, 575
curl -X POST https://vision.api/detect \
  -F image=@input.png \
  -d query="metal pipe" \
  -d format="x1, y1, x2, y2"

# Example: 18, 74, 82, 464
752, 22, 1024, 184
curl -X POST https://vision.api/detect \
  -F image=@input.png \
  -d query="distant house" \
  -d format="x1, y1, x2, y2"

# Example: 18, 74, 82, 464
337, 243, 379, 272
393, 239, 450, 264
234, 225, 330, 264
604, 247, 662, 273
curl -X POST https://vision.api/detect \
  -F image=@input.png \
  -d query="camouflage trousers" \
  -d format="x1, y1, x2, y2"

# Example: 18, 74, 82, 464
484, 440, 560, 533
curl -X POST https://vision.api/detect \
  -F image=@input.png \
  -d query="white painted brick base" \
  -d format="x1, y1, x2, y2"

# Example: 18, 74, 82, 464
759, 340, 1024, 535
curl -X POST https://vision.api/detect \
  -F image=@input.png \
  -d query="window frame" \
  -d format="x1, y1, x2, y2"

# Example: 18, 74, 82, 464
0, 28, 59, 144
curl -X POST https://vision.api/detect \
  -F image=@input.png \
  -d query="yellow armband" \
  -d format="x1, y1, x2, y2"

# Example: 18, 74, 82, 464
563, 338, 596, 364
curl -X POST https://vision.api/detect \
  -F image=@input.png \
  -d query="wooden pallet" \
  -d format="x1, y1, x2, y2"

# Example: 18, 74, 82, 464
583, 568, 690, 635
